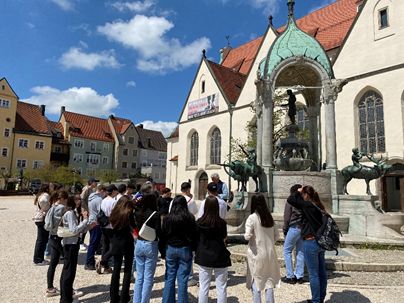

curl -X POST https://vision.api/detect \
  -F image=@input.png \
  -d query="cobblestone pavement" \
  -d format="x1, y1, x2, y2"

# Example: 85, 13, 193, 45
1, 196, 404, 303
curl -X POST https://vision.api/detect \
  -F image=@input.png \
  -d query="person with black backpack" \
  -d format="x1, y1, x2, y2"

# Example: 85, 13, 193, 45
287, 185, 328, 303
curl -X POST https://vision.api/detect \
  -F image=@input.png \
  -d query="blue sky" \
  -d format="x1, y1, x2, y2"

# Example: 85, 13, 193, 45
0, 0, 334, 136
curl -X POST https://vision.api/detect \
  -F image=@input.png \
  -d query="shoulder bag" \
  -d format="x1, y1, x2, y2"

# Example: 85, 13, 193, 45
57, 212, 77, 238
139, 211, 157, 241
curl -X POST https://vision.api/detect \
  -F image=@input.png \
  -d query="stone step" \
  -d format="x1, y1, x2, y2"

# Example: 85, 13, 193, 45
272, 213, 350, 234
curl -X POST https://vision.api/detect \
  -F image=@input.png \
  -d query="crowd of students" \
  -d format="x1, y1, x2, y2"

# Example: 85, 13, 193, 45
32, 176, 328, 303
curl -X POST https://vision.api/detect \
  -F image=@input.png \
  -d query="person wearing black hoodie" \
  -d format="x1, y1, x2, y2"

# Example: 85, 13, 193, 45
161, 195, 197, 303
287, 185, 327, 303
195, 196, 231, 303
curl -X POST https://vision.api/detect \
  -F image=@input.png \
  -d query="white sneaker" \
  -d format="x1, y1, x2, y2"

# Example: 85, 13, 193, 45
73, 290, 84, 299
79, 244, 87, 252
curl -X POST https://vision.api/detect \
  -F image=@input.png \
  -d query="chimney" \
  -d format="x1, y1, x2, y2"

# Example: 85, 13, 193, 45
219, 46, 232, 64
39, 105, 45, 116
109, 114, 115, 119
138, 124, 144, 129
60, 106, 66, 115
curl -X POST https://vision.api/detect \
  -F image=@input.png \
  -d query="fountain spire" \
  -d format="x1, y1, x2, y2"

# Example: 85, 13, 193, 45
287, 0, 295, 19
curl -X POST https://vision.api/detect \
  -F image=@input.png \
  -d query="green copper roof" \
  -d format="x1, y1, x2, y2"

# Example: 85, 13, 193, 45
260, 18, 333, 79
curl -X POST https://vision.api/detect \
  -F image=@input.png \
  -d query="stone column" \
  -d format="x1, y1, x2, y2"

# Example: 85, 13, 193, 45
261, 80, 273, 202
322, 79, 347, 170
306, 105, 320, 170
322, 79, 348, 213
255, 79, 264, 166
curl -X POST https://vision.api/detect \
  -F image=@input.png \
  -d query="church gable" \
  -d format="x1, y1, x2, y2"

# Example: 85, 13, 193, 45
179, 60, 229, 123
0, 77, 19, 100
334, 0, 404, 78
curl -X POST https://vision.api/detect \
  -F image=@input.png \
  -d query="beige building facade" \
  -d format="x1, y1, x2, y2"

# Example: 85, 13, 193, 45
167, 0, 404, 210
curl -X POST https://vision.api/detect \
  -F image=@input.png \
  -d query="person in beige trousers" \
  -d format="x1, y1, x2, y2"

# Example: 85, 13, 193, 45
244, 194, 281, 303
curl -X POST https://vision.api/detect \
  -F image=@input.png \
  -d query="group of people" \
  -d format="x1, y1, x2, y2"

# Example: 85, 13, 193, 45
32, 173, 328, 303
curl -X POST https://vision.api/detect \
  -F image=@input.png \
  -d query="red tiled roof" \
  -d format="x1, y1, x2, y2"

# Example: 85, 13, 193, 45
15, 102, 51, 135
222, 0, 358, 74
167, 126, 179, 139
47, 120, 69, 144
207, 60, 247, 105
109, 115, 133, 135
280, 0, 358, 51
63, 111, 115, 142
221, 36, 264, 75
136, 126, 167, 152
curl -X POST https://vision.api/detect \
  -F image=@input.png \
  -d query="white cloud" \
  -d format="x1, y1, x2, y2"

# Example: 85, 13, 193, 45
126, 80, 137, 87
59, 47, 122, 70
110, 0, 156, 13
50, 0, 75, 11
26, 22, 35, 29
139, 120, 177, 137
69, 23, 92, 36
98, 15, 211, 74
22, 86, 119, 117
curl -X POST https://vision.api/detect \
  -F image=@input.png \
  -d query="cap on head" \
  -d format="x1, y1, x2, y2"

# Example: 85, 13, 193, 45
207, 182, 218, 193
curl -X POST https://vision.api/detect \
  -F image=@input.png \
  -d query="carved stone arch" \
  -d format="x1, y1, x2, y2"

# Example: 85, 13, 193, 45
199, 74, 207, 96
206, 126, 221, 165
187, 129, 199, 167
353, 87, 385, 153
195, 169, 209, 200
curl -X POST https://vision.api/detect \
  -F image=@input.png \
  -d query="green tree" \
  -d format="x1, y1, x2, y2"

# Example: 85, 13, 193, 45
97, 169, 118, 184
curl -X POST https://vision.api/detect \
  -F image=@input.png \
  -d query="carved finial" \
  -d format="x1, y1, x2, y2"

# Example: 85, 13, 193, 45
202, 49, 206, 58
225, 35, 231, 47
268, 15, 273, 26
287, 0, 295, 18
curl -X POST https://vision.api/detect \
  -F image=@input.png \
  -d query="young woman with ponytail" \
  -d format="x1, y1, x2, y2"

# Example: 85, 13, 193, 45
287, 185, 327, 303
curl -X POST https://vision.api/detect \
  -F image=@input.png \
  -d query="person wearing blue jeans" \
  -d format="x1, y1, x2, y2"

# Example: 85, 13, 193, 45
304, 239, 326, 303
85, 225, 102, 269
133, 239, 158, 303
282, 184, 304, 284
163, 246, 193, 303
283, 224, 304, 281
287, 185, 328, 303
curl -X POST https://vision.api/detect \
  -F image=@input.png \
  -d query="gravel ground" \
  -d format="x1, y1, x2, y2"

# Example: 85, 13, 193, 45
1, 196, 404, 303
228, 244, 404, 264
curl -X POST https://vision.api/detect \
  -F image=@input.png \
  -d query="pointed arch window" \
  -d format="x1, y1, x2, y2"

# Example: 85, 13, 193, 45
210, 128, 221, 164
190, 132, 199, 166
358, 90, 385, 153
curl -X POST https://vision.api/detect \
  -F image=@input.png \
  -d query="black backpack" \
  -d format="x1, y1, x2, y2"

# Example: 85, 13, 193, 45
97, 209, 109, 227
313, 204, 342, 255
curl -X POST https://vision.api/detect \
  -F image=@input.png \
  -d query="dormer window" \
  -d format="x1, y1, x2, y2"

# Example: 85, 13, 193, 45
379, 8, 389, 29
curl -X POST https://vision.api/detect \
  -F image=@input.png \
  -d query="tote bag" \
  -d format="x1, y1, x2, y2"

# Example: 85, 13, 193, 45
139, 211, 157, 241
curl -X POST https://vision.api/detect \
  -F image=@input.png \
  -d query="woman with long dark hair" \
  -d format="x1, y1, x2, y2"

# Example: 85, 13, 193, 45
287, 185, 327, 303
244, 194, 280, 303
161, 195, 197, 303
133, 193, 162, 303
45, 190, 68, 297
59, 196, 89, 303
108, 195, 136, 303
33, 183, 51, 265
195, 196, 231, 303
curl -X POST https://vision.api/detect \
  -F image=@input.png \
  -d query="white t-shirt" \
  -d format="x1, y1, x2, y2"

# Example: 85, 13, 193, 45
197, 196, 227, 220
168, 195, 198, 217
101, 195, 117, 229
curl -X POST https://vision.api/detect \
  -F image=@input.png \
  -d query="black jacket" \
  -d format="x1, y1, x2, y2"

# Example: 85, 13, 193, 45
134, 208, 162, 242
286, 192, 323, 239
157, 196, 172, 215
161, 215, 198, 251
195, 220, 231, 268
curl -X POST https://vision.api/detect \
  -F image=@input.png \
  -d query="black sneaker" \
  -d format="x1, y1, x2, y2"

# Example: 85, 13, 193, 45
281, 276, 297, 284
296, 277, 305, 284
84, 264, 96, 270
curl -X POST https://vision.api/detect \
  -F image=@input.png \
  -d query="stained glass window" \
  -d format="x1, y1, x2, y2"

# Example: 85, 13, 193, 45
190, 132, 199, 166
210, 128, 221, 164
358, 91, 385, 154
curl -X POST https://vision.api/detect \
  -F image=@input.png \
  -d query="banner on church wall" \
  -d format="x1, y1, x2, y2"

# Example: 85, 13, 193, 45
187, 93, 219, 119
